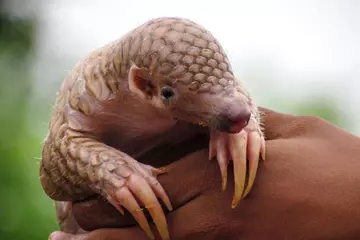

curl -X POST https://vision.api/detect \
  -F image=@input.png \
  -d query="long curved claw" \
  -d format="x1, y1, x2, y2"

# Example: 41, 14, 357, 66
243, 131, 261, 198
138, 164, 173, 212
127, 174, 169, 240
208, 116, 265, 208
146, 176, 173, 212
113, 187, 154, 239
228, 132, 247, 209
215, 133, 229, 191
105, 161, 172, 240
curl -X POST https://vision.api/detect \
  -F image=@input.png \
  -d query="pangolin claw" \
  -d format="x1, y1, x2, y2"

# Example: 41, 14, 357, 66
229, 131, 247, 208
214, 132, 229, 191
113, 187, 155, 239
243, 131, 261, 198
210, 123, 265, 208
106, 164, 172, 240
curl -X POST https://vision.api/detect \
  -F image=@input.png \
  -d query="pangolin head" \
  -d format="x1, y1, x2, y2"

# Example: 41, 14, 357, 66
126, 17, 252, 133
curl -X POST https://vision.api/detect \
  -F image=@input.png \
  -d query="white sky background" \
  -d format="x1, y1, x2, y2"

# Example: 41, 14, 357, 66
29, 0, 359, 134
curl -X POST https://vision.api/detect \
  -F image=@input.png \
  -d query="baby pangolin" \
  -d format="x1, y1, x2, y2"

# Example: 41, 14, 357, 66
40, 17, 265, 240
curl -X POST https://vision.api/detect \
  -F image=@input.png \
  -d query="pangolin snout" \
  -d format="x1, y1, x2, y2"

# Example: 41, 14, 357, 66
214, 105, 251, 134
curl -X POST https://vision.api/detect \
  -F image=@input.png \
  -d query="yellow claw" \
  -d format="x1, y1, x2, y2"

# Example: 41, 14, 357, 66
229, 132, 247, 209
134, 210, 155, 240
127, 175, 169, 240
243, 132, 261, 198
210, 126, 264, 208
154, 166, 169, 175
147, 204, 169, 240
215, 135, 228, 191
113, 187, 154, 240
222, 174, 228, 191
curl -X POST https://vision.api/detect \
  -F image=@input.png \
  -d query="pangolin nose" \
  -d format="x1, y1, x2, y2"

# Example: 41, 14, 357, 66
216, 107, 251, 133
229, 109, 251, 133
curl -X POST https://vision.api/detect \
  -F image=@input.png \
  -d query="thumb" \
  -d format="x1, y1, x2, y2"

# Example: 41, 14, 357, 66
49, 231, 90, 240
49, 228, 148, 240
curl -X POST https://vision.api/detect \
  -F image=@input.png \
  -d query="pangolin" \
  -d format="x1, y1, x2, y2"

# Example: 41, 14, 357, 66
40, 17, 265, 240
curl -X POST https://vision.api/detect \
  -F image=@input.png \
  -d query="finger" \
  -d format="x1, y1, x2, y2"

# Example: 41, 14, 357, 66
113, 187, 154, 239
55, 201, 87, 234
49, 231, 88, 240
127, 174, 169, 240
215, 134, 229, 191
49, 231, 76, 240
49, 228, 149, 240
243, 132, 261, 198
55, 201, 72, 225
229, 131, 247, 208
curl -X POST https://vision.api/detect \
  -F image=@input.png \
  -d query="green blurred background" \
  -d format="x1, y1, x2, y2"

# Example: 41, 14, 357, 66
0, 0, 358, 239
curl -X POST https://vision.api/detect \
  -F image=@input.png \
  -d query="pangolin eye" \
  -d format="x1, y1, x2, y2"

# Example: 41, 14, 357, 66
160, 86, 174, 100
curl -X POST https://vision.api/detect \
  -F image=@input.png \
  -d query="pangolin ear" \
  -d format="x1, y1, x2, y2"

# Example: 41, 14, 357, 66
128, 65, 155, 100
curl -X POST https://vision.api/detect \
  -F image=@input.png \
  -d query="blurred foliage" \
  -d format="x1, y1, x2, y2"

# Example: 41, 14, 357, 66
0, 15, 35, 58
0, 3, 350, 240
292, 101, 343, 126
274, 98, 346, 127
0, 10, 57, 240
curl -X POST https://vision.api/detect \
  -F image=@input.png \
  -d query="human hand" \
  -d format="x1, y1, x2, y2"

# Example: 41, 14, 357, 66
49, 108, 360, 240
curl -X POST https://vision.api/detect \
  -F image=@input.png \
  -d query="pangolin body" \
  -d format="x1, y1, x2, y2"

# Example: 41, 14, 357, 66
40, 17, 265, 240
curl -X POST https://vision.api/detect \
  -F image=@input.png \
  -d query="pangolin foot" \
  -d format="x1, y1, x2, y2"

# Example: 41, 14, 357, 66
105, 163, 172, 240
209, 117, 266, 208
